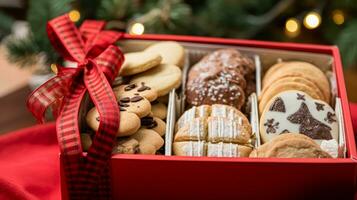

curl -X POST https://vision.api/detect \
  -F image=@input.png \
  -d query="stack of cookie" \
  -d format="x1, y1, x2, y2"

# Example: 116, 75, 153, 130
259, 61, 330, 113
173, 104, 253, 157
257, 61, 339, 158
121, 41, 184, 97
82, 41, 184, 155
85, 83, 166, 154
186, 49, 255, 110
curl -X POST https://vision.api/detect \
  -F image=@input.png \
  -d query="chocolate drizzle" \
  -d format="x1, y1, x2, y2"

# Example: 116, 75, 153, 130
137, 82, 151, 92
269, 97, 286, 112
280, 129, 290, 134
296, 93, 305, 101
315, 102, 325, 111
124, 83, 136, 91
141, 116, 158, 129
119, 97, 130, 103
324, 112, 337, 124
264, 119, 280, 134
130, 96, 143, 102
287, 102, 332, 140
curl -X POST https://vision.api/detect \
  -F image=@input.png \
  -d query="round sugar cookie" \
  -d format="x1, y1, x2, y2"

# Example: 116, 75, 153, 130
114, 82, 158, 102
144, 41, 185, 68
261, 76, 325, 102
262, 61, 330, 102
151, 101, 167, 119
130, 64, 182, 97
250, 133, 332, 158
140, 116, 166, 136
86, 107, 141, 137
119, 52, 162, 76
130, 128, 164, 151
118, 95, 151, 118
259, 90, 338, 144
258, 81, 323, 113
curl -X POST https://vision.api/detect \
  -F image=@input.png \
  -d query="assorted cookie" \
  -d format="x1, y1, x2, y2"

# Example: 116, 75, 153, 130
82, 43, 344, 159
186, 48, 255, 110
173, 104, 253, 157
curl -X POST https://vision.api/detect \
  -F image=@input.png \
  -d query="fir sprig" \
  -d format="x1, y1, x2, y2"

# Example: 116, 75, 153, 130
6, 0, 72, 69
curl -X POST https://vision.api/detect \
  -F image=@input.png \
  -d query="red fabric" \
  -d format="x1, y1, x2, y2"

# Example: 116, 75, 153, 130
26, 14, 124, 199
0, 123, 59, 200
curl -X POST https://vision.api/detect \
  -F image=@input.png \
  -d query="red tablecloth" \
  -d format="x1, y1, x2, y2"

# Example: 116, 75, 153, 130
1, 104, 357, 200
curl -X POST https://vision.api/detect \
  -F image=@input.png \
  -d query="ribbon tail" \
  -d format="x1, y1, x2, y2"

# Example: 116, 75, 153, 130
56, 76, 88, 197
82, 61, 119, 193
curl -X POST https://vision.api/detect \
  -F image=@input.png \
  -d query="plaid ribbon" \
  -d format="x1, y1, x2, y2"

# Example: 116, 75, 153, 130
27, 14, 124, 199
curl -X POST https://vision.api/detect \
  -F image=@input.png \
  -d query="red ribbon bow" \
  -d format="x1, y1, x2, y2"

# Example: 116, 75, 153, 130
27, 14, 124, 198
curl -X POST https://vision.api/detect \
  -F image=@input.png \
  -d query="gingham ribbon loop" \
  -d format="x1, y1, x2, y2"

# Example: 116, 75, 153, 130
26, 14, 124, 198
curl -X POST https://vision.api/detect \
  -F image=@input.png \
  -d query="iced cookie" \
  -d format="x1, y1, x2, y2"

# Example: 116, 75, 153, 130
176, 104, 249, 131
144, 41, 185, 68
173, 141, 206, 156
119, 51, 162, 76
140, 116, 166, 136
175, 116, 252, 144
130, 64, 182, 97
207, 142, 252, 157
114, 82, 158, 102
151, 101, 167, 120
81, 133, 92, 151
172, 141, 252, 157
118, 95, 151, 118
262, 61, 330, 103
86, 107, 141, 137
112, 138, 140, 154
259, 90, 338, 144
250, 133, 332, 158
130, 128, 164, 154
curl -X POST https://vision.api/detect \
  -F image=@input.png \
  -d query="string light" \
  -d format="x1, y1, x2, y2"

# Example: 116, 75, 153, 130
332, 9, 345, 25
285, 18, 300, 37
303, 11, 321, 29
129, 22, 145, 35
69, 10, 80, 22
51, 64, 58, 74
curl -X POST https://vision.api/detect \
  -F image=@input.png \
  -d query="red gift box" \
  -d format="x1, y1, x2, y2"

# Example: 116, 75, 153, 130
57, 34, 357, 200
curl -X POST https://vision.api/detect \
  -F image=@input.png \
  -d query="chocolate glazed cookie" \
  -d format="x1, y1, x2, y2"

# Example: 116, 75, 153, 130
186, 49, 254, 110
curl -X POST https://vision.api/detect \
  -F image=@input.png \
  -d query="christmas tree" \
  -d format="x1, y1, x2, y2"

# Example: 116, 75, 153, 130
3, 0, 357, 72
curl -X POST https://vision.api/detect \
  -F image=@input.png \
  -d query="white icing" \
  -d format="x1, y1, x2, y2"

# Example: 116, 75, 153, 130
207, 142, 239, 157
261, 90, 339, 144
320, 139, 339, 158
187, 141, 205, 156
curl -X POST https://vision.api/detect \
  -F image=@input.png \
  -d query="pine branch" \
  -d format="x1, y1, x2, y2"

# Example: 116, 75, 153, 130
5, 36, 40, 67
336, 20, 357, 67
5, 0, 73, 69
96, 0, 136, 21
0, 12, 14, 39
